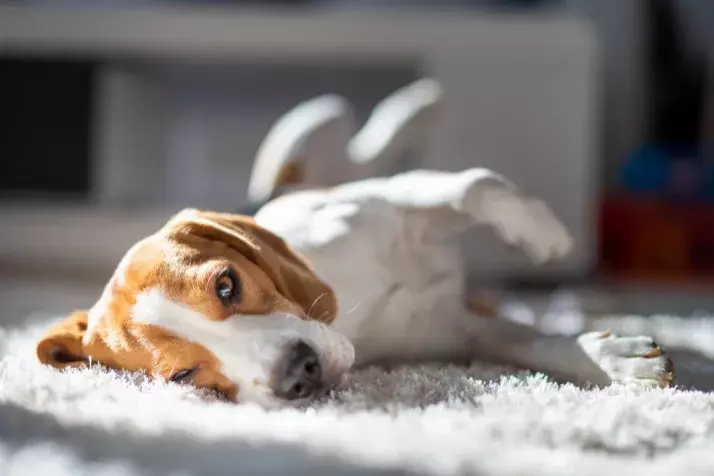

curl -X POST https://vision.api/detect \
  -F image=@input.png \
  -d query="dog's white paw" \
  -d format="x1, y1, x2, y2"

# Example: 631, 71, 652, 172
471, 186, 573, 264
577, 331, 675, 388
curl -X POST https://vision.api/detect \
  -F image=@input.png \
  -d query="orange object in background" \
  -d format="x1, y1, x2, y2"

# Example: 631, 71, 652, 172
599, 196, 714, 283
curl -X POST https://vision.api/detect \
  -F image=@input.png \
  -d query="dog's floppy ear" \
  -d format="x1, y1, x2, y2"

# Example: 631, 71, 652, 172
36, 310, 90, 368
168, 209, 338, 324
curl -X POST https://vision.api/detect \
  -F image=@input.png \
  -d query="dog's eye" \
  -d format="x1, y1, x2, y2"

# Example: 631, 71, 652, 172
170, 368, 197, 383
215, 269, 240, 303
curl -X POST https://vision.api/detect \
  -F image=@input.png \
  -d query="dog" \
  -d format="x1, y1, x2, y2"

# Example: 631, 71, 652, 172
36, 80, 674, 407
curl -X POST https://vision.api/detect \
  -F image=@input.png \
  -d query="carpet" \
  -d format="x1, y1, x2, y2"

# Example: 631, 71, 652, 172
3, 298, 714, 476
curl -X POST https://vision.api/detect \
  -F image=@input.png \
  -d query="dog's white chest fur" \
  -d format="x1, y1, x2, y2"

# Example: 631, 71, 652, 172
255, 181, 466, 364
256, 168, 574, 366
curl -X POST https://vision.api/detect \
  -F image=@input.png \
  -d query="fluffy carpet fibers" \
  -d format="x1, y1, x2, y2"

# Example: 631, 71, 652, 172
3, 305, 714, 476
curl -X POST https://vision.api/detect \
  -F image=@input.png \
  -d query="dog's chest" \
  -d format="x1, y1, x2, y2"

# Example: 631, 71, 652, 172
329, 246, 465, 364
256, 190, 465, 363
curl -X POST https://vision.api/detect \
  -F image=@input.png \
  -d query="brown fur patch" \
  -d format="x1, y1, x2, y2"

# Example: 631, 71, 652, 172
465, 297, 500, 318
274, 161, 305, 194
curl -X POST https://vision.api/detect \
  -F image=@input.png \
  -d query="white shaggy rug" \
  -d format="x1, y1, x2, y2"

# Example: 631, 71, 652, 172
4, 299, 714, 475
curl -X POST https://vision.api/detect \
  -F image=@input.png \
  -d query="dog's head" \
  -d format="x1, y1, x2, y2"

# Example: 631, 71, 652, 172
36, 209, 354, 406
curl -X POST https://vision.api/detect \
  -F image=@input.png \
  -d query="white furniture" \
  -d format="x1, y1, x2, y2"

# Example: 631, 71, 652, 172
0, 6, 597, 281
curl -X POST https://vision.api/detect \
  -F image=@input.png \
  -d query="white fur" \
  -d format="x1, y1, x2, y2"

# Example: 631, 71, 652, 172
248, 95, 354, 203
256, 168, 571, 364
347, 78, 442, 166
3, 309, 713, 475
577, 332, 671, 386
131, 288, 354, 406
247, 78, 445, 202
255, 168, 670, 387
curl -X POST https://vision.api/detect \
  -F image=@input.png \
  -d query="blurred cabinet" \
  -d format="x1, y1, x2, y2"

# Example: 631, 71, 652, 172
0, 6, 597, 282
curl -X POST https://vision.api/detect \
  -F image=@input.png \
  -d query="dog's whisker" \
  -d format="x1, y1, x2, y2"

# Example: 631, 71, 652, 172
345, 302, 362, 315
307, 293, 327, 320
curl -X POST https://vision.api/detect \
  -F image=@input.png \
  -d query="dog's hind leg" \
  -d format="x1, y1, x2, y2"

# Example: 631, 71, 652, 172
247, 95, 356, 206
246, 78, 443, 208
453, 307, 676, 389
347, 78, 443, 180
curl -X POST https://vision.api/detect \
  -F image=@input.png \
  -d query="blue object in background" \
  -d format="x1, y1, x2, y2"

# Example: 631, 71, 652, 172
621, 143, 714, 201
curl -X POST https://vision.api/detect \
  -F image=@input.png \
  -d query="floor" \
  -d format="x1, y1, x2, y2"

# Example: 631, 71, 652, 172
4, 285, 714, 476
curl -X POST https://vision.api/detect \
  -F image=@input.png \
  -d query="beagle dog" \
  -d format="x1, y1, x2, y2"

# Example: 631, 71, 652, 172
36, 81, 675, 407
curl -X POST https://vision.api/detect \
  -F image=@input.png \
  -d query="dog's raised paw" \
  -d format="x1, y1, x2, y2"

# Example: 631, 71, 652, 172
577, 330, 675, 388
469, 186, 573, 265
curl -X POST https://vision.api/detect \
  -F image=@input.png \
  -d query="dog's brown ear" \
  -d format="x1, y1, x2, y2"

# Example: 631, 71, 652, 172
36, 311, 90, 368
168, 209, 338, 324
239, 215, 338, 323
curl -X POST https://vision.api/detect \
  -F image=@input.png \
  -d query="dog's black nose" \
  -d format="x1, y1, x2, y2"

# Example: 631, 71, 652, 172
273, 340, 323, 400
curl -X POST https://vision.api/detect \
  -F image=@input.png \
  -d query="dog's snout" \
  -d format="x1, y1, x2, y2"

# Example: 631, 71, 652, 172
273, 340, 323, 401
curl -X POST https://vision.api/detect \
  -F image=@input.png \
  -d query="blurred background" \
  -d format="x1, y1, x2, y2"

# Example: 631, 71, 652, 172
2, 0, 714, 323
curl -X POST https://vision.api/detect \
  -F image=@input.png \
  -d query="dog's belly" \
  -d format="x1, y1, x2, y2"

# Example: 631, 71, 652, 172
256, 188, 468, 365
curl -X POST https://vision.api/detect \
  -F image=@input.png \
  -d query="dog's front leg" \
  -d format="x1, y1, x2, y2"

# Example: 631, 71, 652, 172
376, 169, 573, 264
461, 313, 675, 388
